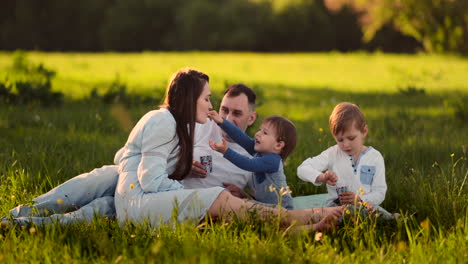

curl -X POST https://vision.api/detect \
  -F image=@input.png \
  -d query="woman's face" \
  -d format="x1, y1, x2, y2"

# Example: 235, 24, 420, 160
196, 82, 213, 124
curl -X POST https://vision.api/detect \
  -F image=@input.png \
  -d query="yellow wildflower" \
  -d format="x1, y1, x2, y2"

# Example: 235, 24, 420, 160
57, 199, 63, 205
450, 153, 455, 157
269, 185, 276, 192
420, 218, 430, 231
29, 227, 36, 234
358, 188, 364, 195
130, 184, 135, 189
10, 195, 15, 200
345, 209, 351, 214
280, 186, 292, 196
396, 241, 407, 251
319, 128, 324, 133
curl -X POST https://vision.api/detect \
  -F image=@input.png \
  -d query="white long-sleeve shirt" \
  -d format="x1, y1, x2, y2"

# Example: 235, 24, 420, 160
117, 108, 183, 193
297, 145, 386, 206
181, 120, 254, 190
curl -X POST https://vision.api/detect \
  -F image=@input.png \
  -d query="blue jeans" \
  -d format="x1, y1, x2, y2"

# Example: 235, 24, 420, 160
9, 165, 119, 225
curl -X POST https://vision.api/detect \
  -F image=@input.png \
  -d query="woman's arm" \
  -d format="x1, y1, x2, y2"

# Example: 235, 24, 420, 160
136, 112, 183, 193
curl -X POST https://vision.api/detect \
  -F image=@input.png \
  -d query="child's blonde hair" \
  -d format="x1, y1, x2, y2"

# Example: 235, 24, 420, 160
262, 115, 297, 160
329, 102, 366, 136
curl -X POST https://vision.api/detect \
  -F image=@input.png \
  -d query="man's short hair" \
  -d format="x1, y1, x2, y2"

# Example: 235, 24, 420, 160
224, 83, 256, 110
329, 102, 366, 136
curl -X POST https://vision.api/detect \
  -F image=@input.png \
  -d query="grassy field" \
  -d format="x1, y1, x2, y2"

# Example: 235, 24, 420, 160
0, 52, 467, 263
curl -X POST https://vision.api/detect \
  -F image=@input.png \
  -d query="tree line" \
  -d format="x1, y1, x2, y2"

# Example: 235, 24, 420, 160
1, 0, 464, 53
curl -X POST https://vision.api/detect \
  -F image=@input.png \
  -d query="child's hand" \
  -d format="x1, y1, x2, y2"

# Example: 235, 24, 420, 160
209, 138, 228, 154
208, 110, 224, 124
339, 191, 361, 204
319, 170, 338, 186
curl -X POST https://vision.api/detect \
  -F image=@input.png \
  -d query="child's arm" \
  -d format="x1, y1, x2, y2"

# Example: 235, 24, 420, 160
360, 156, 387, 206
208, 110, 255, 155
210, 141, 280, 173
297, 147, 334, 186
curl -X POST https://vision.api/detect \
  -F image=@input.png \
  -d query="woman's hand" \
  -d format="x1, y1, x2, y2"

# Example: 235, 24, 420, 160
209, 138, 228, 154
311, 206, 343, 223
208, 110, 224, 124
313, 214, 339, 232
339, 191, 361, 204
188, 160, 207, 178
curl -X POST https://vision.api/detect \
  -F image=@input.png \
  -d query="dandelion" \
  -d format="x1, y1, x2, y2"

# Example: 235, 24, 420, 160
450, 153, 455, 157
57, 199, 63, 205
29, 227, 36, 234
130, 184, 135, 189
10, 195, 15, 200
130, 234, 136, 238
319, 128, 324, 133
314, 232, 323, 241
345, 209, 351, 214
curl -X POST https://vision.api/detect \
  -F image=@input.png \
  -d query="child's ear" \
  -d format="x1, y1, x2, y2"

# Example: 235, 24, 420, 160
275, 140, 285, 152
363, 125, 368, 137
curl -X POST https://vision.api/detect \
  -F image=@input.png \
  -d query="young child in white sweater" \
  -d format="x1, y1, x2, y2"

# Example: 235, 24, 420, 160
297, 102, 387, 209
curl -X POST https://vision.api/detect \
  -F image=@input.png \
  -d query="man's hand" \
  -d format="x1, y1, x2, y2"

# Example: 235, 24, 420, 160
316, 170, 338, 186
208, 110, 224, 124
223, 182, 246, 198
339, 191, 361, 204
209, 138, 228, 154
189, 160, 207, 178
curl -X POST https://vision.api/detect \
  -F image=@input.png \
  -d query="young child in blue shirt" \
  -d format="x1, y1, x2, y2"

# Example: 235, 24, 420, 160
208, 111, 296, 209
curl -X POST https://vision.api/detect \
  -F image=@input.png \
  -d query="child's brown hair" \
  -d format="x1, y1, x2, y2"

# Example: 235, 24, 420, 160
329, 102, 366, 136
262, 115, 297, 160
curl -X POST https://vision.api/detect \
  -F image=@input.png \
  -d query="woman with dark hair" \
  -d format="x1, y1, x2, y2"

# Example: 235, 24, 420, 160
115, 67, 342, 230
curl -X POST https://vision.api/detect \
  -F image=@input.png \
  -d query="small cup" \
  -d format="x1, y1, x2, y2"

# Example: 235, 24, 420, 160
200, 155, 213, 173
336, 185, 348, 195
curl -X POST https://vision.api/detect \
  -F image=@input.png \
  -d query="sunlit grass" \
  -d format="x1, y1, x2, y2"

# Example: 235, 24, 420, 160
1, 52, 468, 98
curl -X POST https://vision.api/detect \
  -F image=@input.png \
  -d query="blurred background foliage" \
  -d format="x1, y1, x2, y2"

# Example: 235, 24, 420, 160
0, 0, 465, 54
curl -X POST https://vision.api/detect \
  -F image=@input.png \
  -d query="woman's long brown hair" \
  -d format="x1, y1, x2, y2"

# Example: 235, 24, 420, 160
160, 68, 208, 180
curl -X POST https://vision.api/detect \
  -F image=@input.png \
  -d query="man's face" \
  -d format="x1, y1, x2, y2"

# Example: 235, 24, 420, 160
219, 93, 256, 140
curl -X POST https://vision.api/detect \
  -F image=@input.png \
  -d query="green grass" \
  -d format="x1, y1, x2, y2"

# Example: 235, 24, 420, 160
1, 51, 467, 263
